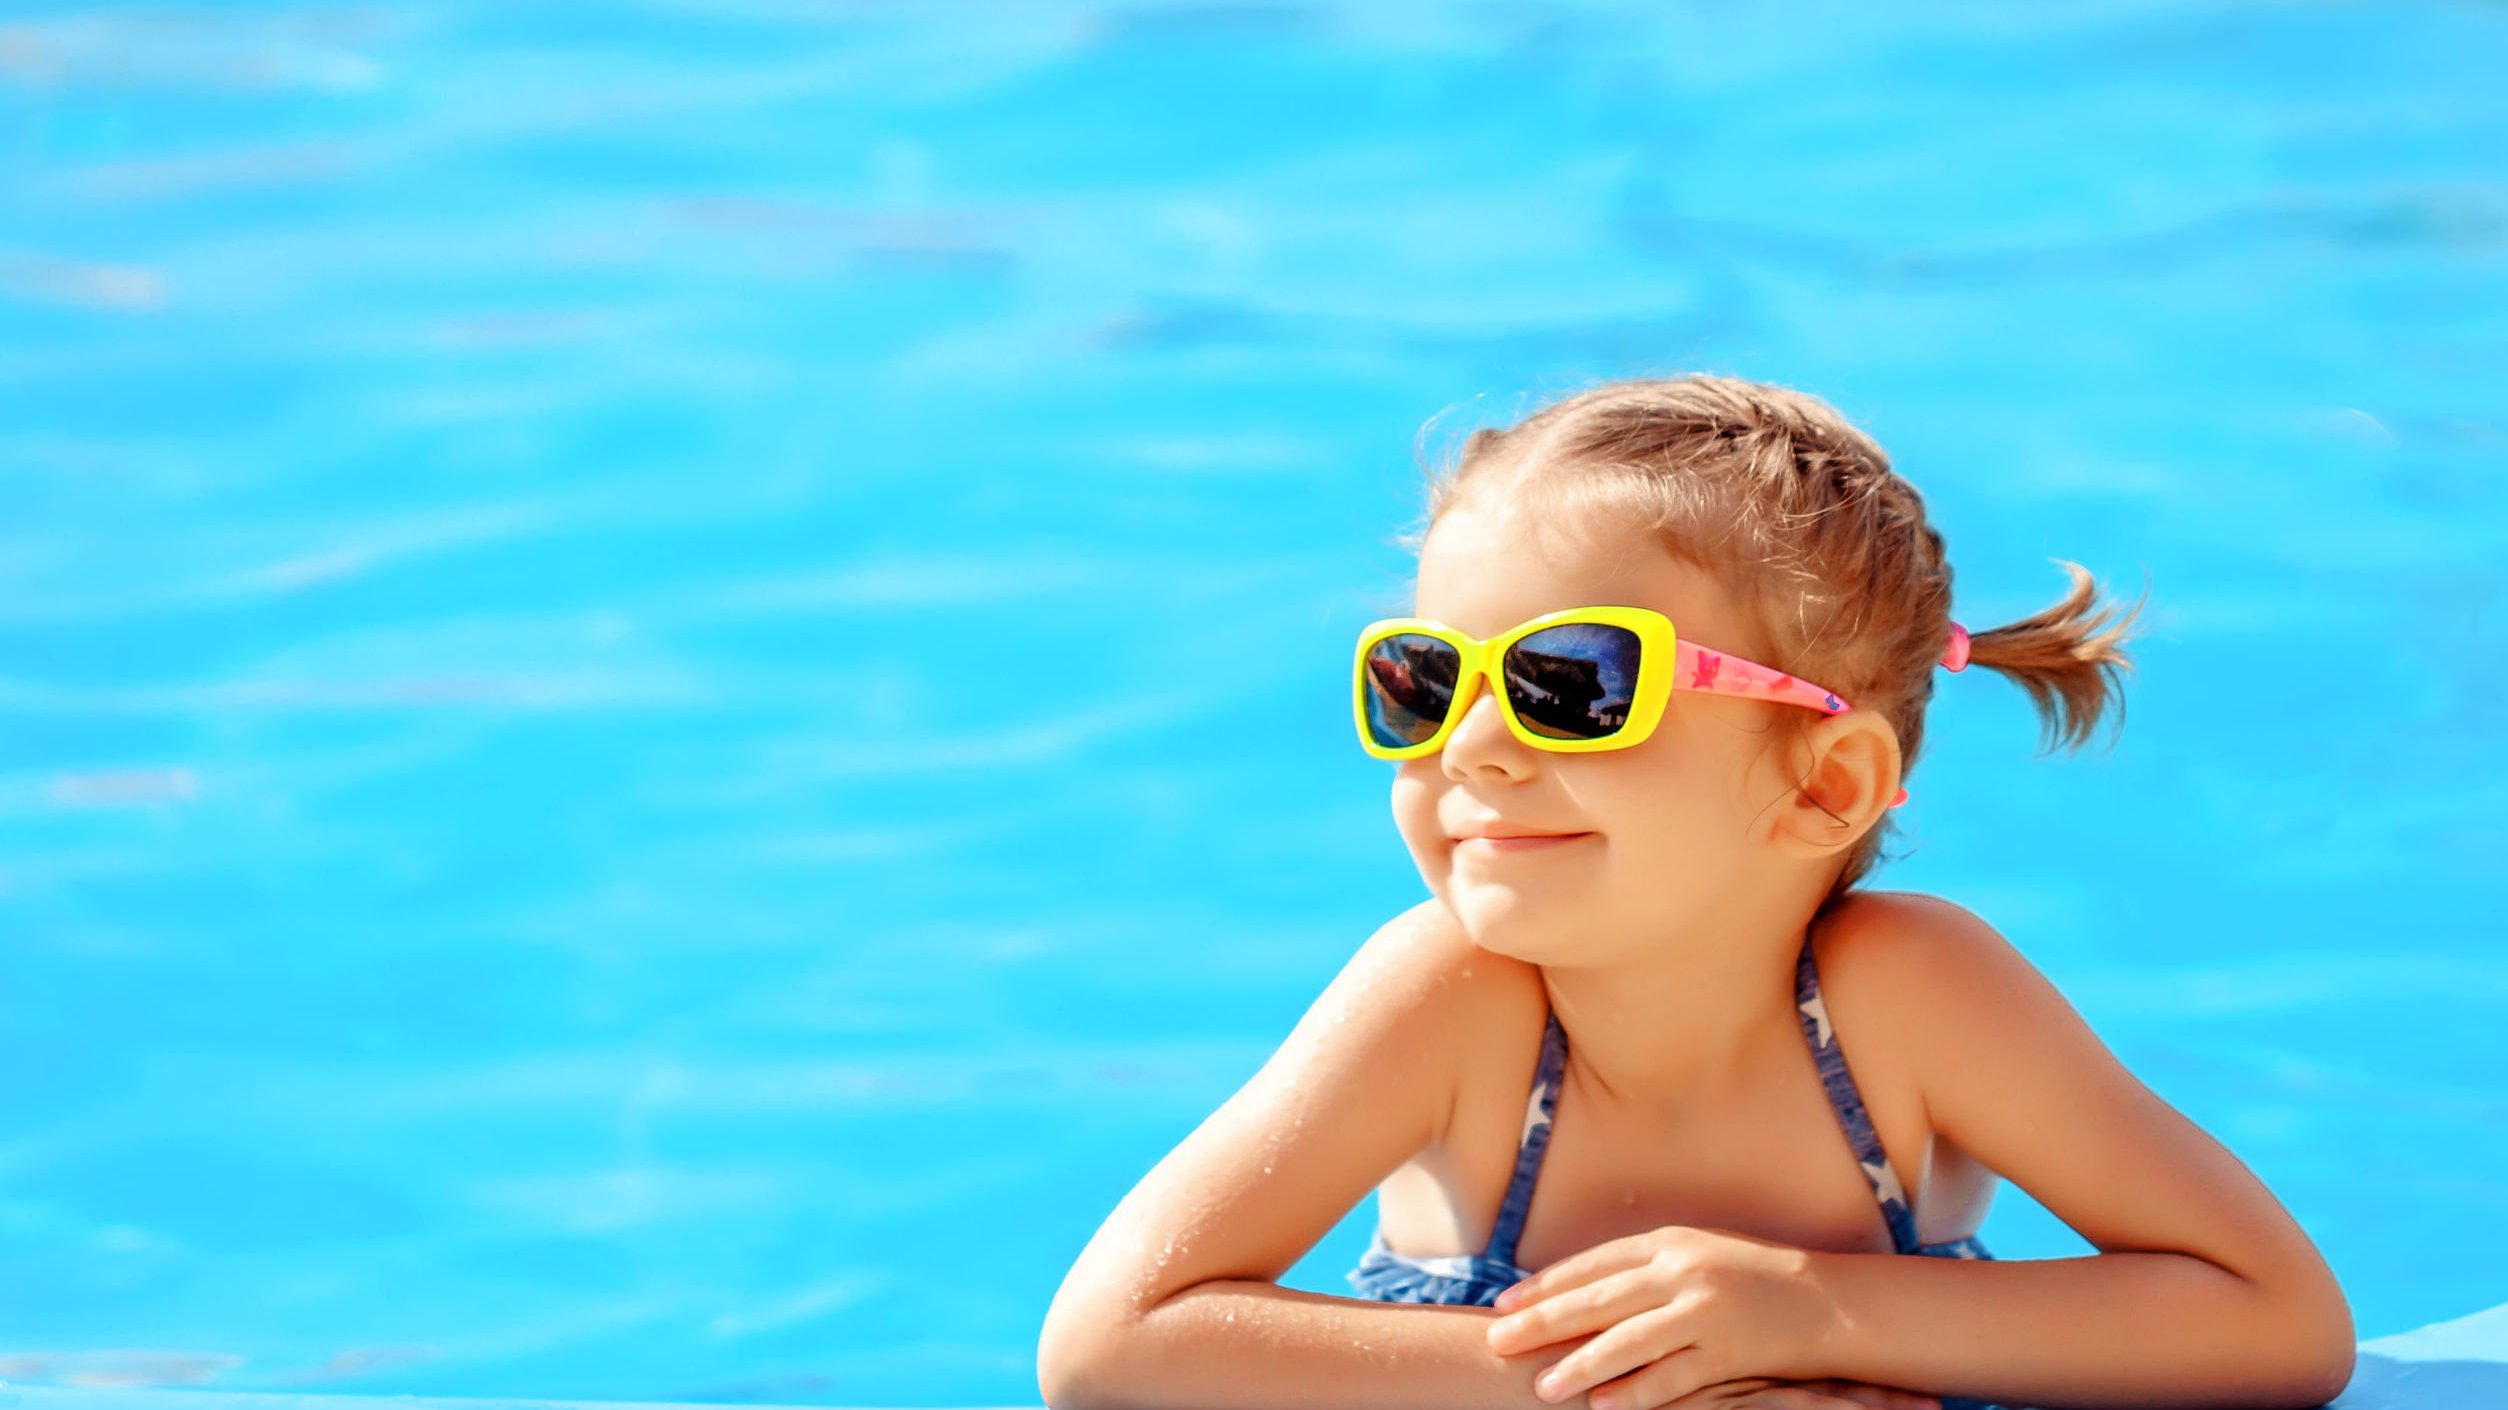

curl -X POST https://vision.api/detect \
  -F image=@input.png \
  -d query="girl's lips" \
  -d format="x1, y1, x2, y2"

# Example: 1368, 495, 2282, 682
1457, 832, 1593, 851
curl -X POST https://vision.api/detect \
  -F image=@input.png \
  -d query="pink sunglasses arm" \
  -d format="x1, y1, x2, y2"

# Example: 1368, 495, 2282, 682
1672, 638, 1851, 716
1671, 641, 1909, 808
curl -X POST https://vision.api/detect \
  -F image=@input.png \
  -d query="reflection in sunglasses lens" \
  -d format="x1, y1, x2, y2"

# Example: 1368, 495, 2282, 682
1506, 624, 1639, 740
1360, 634, 1459, 748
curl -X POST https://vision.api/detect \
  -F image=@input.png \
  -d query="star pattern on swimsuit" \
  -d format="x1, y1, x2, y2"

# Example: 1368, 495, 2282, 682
1859, 1157, 1906, 1209
1799, 991, 1833, 1048
1520, 1079, 1552, 1147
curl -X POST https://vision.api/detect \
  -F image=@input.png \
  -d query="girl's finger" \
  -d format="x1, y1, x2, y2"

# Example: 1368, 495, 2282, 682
1496, 1238, 1658, 1313
1715, 1384, 1886, 1404
1726, 1389, 1880, 1410
1632, 1374, 1781, 1407
1571, 1298, 1719, 1403
1647, 1383, 1860, 1410
1500, 1263, 1670, 1359
1556, 1317, 1700, 1408
1809, 1379, 1939, 1410
1637, 1377, 1937, 1410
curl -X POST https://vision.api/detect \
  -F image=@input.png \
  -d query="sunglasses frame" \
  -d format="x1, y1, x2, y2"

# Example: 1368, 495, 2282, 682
1351, 604, 1854, 762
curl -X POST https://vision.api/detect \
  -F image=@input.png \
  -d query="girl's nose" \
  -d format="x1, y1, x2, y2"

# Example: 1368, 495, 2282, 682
1440, 679, 1530, 777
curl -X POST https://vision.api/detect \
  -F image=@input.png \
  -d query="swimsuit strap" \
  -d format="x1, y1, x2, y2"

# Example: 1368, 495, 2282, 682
1792, 936, 1923, 1255
1483, 1007, 1568, 1268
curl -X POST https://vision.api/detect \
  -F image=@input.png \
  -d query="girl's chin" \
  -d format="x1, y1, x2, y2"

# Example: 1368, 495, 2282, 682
1437, 886, 1593, 961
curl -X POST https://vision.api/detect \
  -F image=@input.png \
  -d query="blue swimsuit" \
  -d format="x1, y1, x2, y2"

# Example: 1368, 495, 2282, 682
1347, 933, 2003, 1410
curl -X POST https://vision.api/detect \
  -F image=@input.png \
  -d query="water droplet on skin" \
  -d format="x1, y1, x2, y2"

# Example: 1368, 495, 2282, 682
1261, 1162, 1274, 1175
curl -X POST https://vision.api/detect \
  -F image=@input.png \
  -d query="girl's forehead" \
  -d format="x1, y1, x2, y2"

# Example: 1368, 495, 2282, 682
1413, 506, 1753, 645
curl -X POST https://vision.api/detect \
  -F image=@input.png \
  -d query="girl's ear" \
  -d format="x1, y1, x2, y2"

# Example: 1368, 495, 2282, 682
1767, 709, 1903, 859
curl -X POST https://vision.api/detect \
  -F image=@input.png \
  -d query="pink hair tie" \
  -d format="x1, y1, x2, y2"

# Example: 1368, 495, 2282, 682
1940, 622, 1971, 673
1895, 623, 1975, 809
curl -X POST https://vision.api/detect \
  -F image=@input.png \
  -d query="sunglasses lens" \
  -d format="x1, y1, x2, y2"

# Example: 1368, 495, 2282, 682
1504, 623, 1642, 741
1359, 633, 1461, 749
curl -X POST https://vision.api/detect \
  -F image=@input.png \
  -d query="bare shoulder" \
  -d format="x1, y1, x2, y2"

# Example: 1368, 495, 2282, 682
1812, 888, 2028, 987
1809, 888, 2082, 1123
1814, 892, 2353, 1382
1315, 896, 1544, 1147
1037, 898, 1506, 1378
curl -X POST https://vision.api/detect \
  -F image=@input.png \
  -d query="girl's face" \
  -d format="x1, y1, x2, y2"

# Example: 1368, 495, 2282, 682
1392, 501, 1801, 964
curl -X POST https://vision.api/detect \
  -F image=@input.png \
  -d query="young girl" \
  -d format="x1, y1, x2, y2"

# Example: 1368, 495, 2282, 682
1037, 375, 2355, 1410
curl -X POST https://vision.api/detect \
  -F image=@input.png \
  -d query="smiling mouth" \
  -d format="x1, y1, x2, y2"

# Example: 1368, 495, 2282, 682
1457, 833, 1593, 851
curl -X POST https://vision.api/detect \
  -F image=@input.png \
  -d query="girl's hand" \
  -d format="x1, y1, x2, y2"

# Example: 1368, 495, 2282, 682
1636, 1377, 1940, 1410
1485, 1225, 1844, 1409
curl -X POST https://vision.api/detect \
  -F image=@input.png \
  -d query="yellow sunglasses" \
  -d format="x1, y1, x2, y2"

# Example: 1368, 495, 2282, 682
1352, 604, 1855, 761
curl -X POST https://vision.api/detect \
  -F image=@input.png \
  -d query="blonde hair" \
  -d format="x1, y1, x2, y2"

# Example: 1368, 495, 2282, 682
1392, 373, 2150, 905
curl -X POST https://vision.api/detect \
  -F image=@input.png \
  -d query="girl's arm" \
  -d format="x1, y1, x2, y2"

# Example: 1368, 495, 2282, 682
1799, 894, 2356, 1410
1048, 1282, 1587, 1410
1037, 900, 1575, 1410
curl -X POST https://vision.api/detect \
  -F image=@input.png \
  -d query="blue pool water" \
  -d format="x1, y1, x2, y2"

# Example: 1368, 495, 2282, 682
2, 2, 2504, 1406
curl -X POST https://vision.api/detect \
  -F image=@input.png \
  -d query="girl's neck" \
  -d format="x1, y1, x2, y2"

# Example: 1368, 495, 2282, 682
1535, 902, 1819, 1119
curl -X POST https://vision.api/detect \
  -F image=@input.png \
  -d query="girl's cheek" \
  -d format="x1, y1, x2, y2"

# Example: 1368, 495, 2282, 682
1389, 772, 1443, 849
